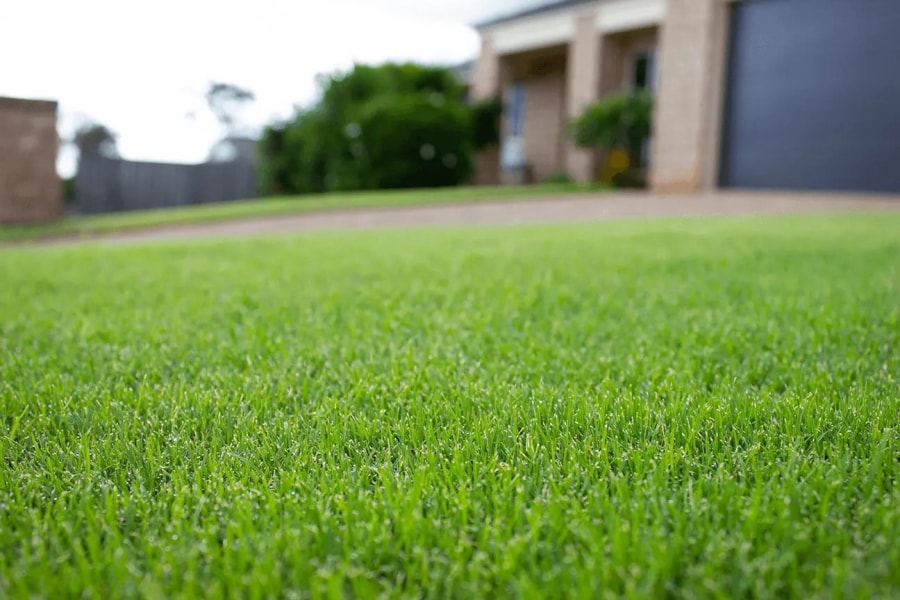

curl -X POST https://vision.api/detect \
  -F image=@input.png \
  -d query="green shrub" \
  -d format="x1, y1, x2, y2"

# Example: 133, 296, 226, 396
348, 95, 474, 189
470, 97, 503, 151
258, 112, 329, 196
258, 63, 481, 194
542, 170, 574, 184
62, 177, 76, 204
571, 91, 653, 181
257, 125, 287, 196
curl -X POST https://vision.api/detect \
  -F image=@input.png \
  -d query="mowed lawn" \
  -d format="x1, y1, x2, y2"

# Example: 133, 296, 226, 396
1, 214, 898, 598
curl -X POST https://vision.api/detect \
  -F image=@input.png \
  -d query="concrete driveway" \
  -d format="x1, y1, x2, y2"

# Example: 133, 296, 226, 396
45, 190, 900, 245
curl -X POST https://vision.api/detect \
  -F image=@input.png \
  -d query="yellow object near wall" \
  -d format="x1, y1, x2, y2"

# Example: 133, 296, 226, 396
599, 149, 631, 184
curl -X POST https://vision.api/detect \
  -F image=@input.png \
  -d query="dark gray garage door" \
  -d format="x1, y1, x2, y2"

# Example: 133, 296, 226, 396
720, 0, 900, 193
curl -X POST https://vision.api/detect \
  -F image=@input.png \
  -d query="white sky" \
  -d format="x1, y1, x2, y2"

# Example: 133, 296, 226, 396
1, 0, 546, 175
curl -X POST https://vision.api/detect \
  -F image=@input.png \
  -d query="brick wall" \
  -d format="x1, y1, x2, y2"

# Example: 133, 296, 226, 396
0, 97, 63, 224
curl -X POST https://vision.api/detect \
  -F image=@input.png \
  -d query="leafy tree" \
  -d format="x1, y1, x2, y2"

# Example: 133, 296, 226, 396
258, 62, 487, 195
73, 123, 118, 159
348, 94, 473, 190
257, 125, 288, 195
258, 111, 329, 195
205, 82, 255, 135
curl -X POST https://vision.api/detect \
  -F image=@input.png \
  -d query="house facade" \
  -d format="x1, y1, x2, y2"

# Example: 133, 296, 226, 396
472, 0, 900, 194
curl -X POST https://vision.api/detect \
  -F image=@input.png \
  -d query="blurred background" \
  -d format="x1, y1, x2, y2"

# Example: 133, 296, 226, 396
3, 0, 898, 225
1, 0, 545, 177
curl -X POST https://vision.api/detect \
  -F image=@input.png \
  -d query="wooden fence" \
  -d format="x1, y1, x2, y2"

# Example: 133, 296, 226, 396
75, 155, 257, 214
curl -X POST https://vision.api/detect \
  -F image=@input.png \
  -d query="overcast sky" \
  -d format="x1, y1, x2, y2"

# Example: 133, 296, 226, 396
1, 0, 546, 175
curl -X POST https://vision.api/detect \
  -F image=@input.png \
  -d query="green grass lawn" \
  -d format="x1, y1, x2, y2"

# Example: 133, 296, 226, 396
1, 214, 898, 598
0, 183, 599, 244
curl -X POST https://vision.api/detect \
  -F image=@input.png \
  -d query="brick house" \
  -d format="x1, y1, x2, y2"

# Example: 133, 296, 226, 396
0, 96, 63, 224
472, 0, 900, 194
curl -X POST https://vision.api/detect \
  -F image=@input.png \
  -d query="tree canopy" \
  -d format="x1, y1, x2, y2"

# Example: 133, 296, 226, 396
73, 123, 119, 159
258, 63, 500, 195
206, 82, 255, 135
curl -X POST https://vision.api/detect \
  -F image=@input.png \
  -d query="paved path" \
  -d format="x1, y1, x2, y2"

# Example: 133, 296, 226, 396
45, 191, 900, 245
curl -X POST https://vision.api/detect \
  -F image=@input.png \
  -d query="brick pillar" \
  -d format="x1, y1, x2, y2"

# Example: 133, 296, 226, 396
471, 38, 503, 185
0, 97, 63, 224
566, 13, 601, 182
650, 0, 728, 192
472, 38, 500, 100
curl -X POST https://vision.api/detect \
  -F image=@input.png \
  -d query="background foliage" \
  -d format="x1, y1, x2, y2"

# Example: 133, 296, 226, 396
258, 63, 501, 195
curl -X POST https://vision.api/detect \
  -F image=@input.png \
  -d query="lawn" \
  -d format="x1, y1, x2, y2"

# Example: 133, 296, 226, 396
0, 183, 599, 243
1, 214, 898, 598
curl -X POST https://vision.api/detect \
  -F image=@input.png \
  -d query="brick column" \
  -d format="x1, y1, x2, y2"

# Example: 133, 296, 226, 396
0, 97, 62, 224
650, 0, 728, 192
472, 38, 501, 100
471, 38, 503, 185
566, 13, 601, 182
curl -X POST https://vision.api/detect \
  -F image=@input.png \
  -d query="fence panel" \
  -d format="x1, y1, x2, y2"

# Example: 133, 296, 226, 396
75, 156, 257, 215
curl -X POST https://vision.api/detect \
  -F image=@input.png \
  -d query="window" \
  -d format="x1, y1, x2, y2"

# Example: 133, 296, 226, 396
632, 51, 656, 93
506, 83, 526, 138
631, 51, 657, 168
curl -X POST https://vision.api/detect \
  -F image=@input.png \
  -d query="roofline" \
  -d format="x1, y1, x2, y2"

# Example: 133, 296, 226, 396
474, 0, 596, 30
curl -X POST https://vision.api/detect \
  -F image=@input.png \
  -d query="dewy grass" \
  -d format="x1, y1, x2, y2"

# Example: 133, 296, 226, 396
1, 214, 898, 598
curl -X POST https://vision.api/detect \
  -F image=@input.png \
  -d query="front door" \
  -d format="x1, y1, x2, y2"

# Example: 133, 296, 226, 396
501, 82, 527, 179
